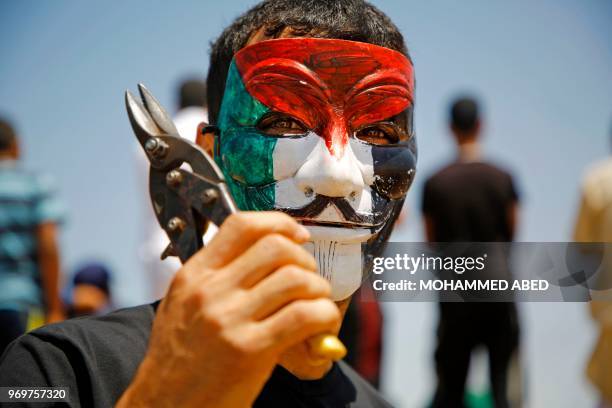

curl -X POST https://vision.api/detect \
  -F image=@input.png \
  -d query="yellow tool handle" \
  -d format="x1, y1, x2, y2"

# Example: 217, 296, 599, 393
307, 333, 347, 361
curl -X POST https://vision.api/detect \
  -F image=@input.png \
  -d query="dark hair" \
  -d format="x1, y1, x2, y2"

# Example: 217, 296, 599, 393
206, 0, 410, 124
179, 79, 207, 109
450, 97, 479, 133
0, 118, 17, 151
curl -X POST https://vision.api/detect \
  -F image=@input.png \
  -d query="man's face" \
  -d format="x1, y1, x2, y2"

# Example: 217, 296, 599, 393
214, 38, 416, 300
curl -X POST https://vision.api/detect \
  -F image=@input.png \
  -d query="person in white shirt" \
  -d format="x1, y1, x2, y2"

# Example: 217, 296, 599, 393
138, 79, 212, 299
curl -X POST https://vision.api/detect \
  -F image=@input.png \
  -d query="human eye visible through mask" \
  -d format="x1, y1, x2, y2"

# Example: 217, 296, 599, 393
256, 112, 309, 137
354, 122, 409, 146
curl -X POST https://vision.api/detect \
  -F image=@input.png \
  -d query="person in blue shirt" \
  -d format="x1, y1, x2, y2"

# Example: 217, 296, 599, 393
0, 117, 65, 354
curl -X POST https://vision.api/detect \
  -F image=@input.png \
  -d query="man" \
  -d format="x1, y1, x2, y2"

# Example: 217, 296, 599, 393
0, 1, 416, 406
574, 122, 612, 408
422, 97, 520, 408
0, 118, 64, 355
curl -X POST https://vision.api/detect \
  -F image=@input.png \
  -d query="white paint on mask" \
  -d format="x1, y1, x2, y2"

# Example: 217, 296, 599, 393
303, 239, 363, 301
272, 132, 377, 300
273, 133, 374, 215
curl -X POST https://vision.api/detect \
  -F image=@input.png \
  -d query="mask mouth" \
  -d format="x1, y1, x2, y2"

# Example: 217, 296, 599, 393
294, 218, 382, 230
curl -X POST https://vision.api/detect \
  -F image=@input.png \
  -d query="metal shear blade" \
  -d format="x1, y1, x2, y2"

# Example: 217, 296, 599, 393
126, 83, 237, 263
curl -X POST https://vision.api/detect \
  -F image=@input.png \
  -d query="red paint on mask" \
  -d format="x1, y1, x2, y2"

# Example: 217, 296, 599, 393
234, 38, 414, 158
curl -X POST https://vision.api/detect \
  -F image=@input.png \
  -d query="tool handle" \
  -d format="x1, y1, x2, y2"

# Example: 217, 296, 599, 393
307, 333, 347, 362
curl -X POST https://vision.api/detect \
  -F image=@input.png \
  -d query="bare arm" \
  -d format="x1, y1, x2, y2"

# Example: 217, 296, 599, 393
36, 222, 64, 323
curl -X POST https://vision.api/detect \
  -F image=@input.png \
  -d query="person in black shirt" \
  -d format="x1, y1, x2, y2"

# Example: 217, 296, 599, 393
422, 97, 521, 408
1, 301, 387, 407
0, 1, 419, 407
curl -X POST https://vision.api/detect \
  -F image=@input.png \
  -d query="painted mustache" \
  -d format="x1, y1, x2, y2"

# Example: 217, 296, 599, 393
281, 194, 376, 227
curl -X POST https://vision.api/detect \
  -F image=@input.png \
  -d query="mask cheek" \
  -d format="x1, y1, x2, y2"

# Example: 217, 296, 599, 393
372, 145, 417, 200
270, 132, 319, 180
215, 129, 278, 211
349, 139, 376, 187
218, 129, 277, 186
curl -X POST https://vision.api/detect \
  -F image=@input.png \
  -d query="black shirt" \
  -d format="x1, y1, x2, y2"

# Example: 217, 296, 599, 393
422, 161, 519, 242
0, 302, 392, 408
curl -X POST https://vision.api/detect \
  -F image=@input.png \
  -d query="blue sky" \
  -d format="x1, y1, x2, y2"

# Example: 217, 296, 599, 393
1, 2, 611, 405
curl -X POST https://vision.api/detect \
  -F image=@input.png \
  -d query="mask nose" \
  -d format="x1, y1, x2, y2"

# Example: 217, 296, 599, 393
294, 140, 364, 199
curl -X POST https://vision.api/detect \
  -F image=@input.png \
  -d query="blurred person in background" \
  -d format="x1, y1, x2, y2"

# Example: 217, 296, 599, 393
422, 97, 521, 408
66, 262, 113, 318
574, 121, 612, 408
174, 78, 208, 139
0, 117, 64, 354
139, 78, 210, 299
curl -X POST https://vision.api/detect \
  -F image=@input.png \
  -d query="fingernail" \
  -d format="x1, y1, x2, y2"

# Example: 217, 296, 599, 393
294, 225, 311, 241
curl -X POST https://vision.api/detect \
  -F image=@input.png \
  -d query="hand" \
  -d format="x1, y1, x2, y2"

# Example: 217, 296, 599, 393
117, 212, 340, 408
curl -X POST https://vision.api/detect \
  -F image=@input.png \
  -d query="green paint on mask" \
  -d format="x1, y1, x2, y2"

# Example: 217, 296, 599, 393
215, 61, 276, 211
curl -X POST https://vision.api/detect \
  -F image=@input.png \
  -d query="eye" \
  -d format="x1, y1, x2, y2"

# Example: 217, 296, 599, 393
257, 112, 308, 136
354, 123, 404, 145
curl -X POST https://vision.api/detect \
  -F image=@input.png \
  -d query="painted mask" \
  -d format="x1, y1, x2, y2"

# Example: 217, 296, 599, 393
215, 38, 416, 300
